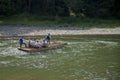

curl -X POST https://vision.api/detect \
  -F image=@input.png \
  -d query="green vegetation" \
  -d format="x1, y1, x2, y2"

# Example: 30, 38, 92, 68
0, 15, 120, 28
0, 0, 120, 27
0, 0, 120, 18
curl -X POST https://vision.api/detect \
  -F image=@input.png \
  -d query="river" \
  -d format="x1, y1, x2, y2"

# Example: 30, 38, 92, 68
0, 36, 120, 80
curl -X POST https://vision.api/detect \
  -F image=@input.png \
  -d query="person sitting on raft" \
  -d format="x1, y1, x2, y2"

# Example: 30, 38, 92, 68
35, 41, 41, 48
42, 40, 47, 48
29, 40, 41, 48
29, 40, 35, 48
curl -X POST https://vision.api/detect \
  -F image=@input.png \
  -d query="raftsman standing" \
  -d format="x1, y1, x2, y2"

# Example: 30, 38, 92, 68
19, 37, 27, 48
46, 33, 51, 44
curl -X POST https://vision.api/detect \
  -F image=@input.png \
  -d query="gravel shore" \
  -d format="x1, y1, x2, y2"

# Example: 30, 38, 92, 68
0, 26, 120, 36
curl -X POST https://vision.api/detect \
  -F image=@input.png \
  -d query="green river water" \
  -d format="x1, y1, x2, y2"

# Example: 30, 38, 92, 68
0, 36, 120, 80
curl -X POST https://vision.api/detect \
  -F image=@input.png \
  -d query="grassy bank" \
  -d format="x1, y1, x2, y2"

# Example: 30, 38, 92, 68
0, 15, 120, 28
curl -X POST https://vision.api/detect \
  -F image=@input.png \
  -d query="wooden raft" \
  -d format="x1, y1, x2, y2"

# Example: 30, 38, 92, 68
18, 43, 64, 52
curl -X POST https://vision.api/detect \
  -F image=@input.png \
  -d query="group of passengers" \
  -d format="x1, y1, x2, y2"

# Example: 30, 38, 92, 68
29, 39, 47, 48
19, 33, 51, 48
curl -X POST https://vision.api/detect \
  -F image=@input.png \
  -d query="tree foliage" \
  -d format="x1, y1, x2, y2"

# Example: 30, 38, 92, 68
0, 0, 120, 18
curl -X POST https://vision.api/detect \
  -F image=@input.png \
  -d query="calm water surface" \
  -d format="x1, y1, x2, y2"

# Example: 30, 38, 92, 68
0, 36, 120, 80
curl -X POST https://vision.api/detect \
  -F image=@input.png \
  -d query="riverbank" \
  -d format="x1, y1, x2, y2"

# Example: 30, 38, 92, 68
0, 26, 120, 36
1, 16, 120, 27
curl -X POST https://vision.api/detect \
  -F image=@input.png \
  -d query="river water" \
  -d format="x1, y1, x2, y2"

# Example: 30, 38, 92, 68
0, 36, 120, 80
